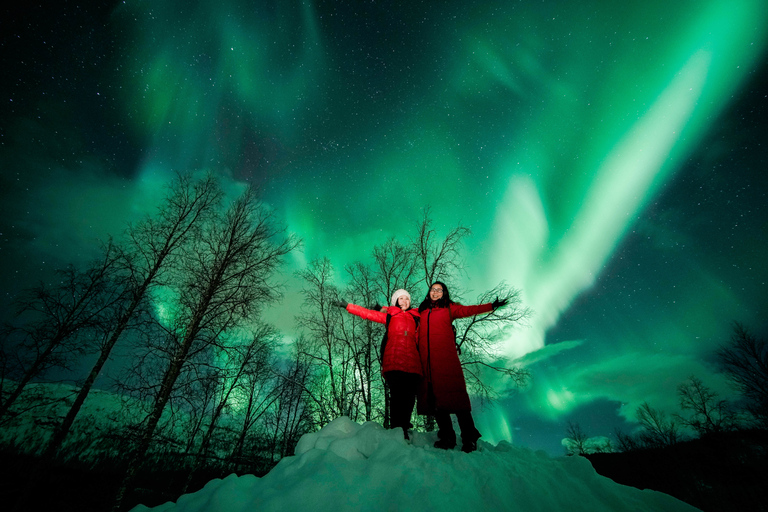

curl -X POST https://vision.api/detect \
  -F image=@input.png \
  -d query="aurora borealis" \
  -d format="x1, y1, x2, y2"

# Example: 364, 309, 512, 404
2, 0, 767, 455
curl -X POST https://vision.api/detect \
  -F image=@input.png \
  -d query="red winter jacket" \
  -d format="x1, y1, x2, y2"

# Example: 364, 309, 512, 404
416, 302, 493, 414
346, 304, 422, 375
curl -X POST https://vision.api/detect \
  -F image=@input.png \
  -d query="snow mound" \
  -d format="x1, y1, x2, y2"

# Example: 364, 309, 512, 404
131, 417, 700, 512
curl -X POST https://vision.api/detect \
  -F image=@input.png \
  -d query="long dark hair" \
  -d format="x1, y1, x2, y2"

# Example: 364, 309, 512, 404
418, 281, 452, 312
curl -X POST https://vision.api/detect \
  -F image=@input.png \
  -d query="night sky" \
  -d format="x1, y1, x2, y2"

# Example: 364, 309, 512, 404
1, 0, 767, 456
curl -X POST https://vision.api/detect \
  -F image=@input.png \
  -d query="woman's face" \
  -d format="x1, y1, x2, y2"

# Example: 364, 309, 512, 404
397, 295, 411, 309
429, 284, 444, 301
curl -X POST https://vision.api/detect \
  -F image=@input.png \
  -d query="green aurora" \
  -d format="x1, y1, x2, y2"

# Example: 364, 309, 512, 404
1, 0, 767, 454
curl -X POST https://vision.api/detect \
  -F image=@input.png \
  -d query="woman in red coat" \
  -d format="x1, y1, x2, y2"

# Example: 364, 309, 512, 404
417, 281, 506, 452
334, 289, 421, 439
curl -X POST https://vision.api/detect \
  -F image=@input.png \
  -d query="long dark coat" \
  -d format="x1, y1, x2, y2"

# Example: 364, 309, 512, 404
416, 302, 493, 414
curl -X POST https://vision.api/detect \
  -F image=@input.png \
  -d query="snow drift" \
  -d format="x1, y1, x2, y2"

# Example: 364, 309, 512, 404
131, 417, 700, 512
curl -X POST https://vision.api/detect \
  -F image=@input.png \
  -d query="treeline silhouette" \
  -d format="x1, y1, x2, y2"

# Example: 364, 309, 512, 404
564, 322, 768, 512
0, 173, 530, 512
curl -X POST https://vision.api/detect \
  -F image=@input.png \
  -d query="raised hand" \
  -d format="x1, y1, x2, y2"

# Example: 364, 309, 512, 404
331, 300, 348, 308
492, 297, 508, 309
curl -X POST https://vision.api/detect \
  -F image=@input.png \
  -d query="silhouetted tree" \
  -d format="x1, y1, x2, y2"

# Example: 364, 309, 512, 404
368, 237, 420, 427
453, 283, 531, 404
635, 401, 681, 448
371, 236, 419, 301
113, 186, 298, 511
565, 421, 590, 455
344, 261, 387, 422
717, 322, 768, 427
564, 421, 612, 455
412, 206, 470, 289
675, 375, 738, 436
269, 336, 316, 461
295, 258, 359, 423
181, 322, 279, 492
613, 426, 642, 452
229, 344, 280, 469
42, 172, 222, 460
0, 242, 125, 421
178, 362, 221, 458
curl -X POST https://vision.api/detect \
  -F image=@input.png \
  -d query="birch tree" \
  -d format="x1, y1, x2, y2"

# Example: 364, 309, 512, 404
113, 186, 298, 511
42, 172, 221, 459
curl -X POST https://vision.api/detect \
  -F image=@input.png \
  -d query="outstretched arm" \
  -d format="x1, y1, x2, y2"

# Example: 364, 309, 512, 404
343, 303, 388, 324
449, 302, 494, 319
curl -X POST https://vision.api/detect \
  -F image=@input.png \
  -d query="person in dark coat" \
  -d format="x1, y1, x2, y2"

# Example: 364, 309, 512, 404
333, 289, 421, 439
416, 281, 507, 452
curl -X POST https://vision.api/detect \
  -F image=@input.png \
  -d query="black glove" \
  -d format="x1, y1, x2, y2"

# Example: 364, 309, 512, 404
368, 302, 383, 311
492, 297, 508, 309
331, 300, 348, 309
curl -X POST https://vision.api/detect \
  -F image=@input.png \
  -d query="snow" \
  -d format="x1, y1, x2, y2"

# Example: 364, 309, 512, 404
131, 416, 700, 512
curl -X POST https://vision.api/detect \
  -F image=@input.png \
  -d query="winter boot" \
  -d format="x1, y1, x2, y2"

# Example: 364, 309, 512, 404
458, 412, 481, 453
460, 435, 479, 453
433, 413, 457, 449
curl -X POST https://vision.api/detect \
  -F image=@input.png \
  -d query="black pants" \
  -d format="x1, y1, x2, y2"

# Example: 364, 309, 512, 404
385, 371, 420, 436
435, 411, 480, 445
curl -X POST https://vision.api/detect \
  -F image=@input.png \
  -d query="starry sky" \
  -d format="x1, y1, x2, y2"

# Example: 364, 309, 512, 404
1, 0, 767, 456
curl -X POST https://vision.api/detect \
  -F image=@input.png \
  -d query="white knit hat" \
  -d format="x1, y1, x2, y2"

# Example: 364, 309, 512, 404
390, 289, 411, 307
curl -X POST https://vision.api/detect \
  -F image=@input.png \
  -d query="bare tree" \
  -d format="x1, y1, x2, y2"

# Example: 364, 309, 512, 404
717, 322, 768, 427
364, 237, 422, 426
181, 323, 279, 492
613, 403, 682, 451
269, 337, 317, 461
411, 206, 471, 289
113, 186, 298, 511
42, 173, 222, 461
178, 363, 221, 457
229, 356, 280, 470
635, 401, 681, 448
564, 421, 589, 455
371, 236, 419, 302
613, 427, 641, 452
294, 258, 360, 423
296, 257, 392, 426
344, 261, 388, 422
0, 242, 125, 421
563, 421, 612, 455
675, 375, 738, 436
453, 283, 531, 404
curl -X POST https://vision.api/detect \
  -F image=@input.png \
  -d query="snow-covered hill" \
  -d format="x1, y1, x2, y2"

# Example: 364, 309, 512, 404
131, 417, 700, 512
